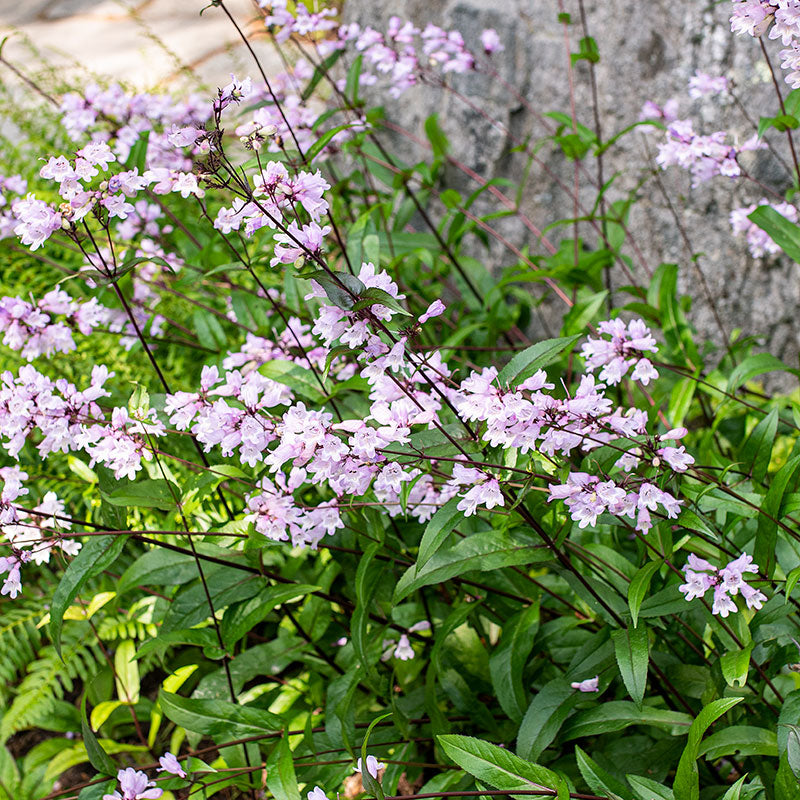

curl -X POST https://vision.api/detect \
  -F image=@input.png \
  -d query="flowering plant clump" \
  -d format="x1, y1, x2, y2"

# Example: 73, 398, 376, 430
0, 2, 799, 799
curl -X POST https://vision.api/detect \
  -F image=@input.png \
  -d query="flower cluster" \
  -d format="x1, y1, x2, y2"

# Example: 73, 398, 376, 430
455, 365, 640, 458
3, 490, 79, 566
256, 2, 502, 102
730, 0, 800, 87
0, 174, 28, 240
679, 552, 767, 616
100, 754, 185, 799
730, 199, 798, 256
213, 161, 332, 249
244, 468, 343, 549
0, 289, 108, 360
59, 81, 209, 165
655, 118, 763, 186
0, 363, 164, 479
580, 318, 659, 386
548, 472, 681, 534
0, 550, 29, 600
0, 362, 169, 593
688, 70, 729, 98
337, 17, 476, 97
13, 148, 185, 253
164, 364, 291, 466
730, 0, 778, 38
639, 99, 679, 125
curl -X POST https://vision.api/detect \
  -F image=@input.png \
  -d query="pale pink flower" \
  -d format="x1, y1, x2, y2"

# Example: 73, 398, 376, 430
570, 676, 599, 692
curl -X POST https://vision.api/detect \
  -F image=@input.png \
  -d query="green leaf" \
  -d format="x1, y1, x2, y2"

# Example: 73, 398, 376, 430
306, 271, 366, 311
786, 565, 800, 602
117, 548, 201, 595
438, 734, 568, 800
161, 567, 260, 633
497, 335, 581, 387
417, 497, 463, 568
650, 263, 700, 369
673, 697, 744, 800
676, 508, 716, 538
727, 353, 793, 393
352, 543, 384, 679
159, 691, 283, 739
516, 679, 578, 760
306, 123, 357, 163
259, 359, 325, 403
50, 535, 126, 657
266, 736, 302, 800
787, 725, 800, 781
612, 626, 649, 707
776, 751, 800, 799
489, 603, 540, 723
571, 36, 600, 64
326, 665, 359, 748
221, 584, 318, 649
351, 286, 410, 316
628, 561, 661, 628
301, 48, 343, 101
90, 701, 124, 731
720, 643, 753, 688
136, 628, 219, 659
344, 54, 363, 103
627, 775, 674, 800
755, 454, 800, 577
424, 114, 450, 159
575, 746, 631, 800
562, 291, 608, 336
748, 205, 800, 263
720, 776, 749, 800
361, 713, 392, 800
192, 309, 223, 350
741, 407, 779, 484
114, 639, 140, 704
124, 132, 149, 172
668, 376, 697, 428
104, 478, 180, 511
80, 696, 116, 776
394, 530, 550, 602
698, 725, 777, 760
561, 702, 692, 741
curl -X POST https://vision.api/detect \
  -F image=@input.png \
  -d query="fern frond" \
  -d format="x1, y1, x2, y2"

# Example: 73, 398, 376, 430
95, 613, 157, 642
0, 604, 43, 709
0, 624, 103, 743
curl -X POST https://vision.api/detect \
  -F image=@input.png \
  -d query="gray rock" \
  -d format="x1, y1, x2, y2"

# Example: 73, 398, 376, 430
342, 0, 800, 382
0, 0, 108, 24
40, 0, 109, 20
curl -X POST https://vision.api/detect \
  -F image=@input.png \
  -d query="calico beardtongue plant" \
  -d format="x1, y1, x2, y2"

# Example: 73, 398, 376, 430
0, 1, 799, 799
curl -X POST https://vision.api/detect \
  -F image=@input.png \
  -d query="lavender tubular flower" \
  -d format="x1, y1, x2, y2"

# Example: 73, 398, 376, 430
679, 552, 767, 615
157, 752, 186, 778
356, 755, 386, 779
103, 768, 162, 800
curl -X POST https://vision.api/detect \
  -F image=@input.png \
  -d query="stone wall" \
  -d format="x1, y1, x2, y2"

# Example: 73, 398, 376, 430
342, 0, 800, 373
